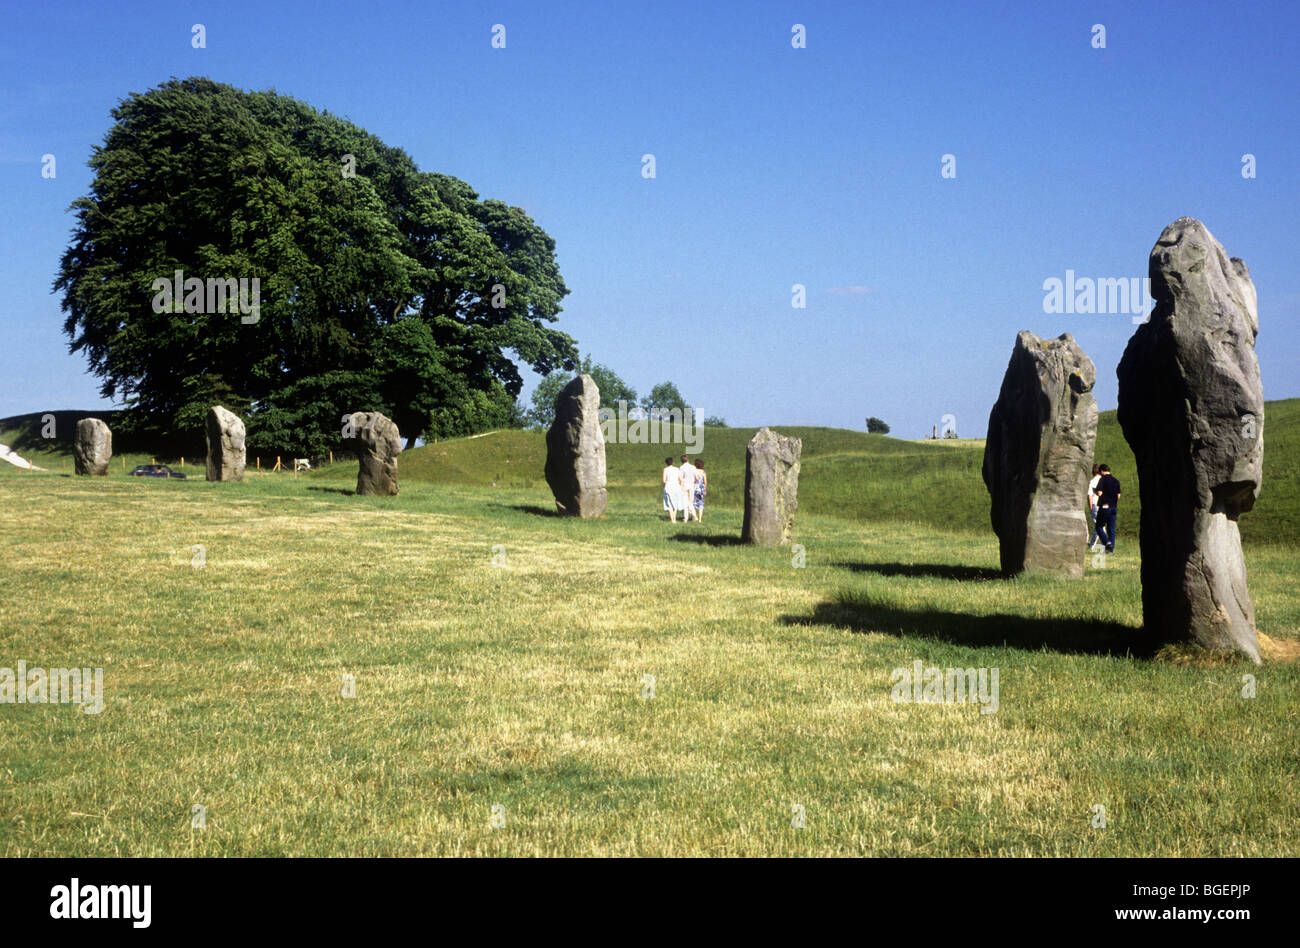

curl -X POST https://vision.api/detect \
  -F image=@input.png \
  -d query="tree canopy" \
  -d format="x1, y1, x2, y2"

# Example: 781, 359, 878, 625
641, 381, 691, 420
55, 77, 575, 455
524, 354, 637, 430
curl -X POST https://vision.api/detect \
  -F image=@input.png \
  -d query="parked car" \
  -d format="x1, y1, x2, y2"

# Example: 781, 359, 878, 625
129, 464, 187, 479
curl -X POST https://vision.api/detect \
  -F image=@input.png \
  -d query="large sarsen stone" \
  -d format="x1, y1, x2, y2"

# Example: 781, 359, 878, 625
982, 331, 1098, 577
74, 418, 112, 476
544, 374, 607, 517
1117, 217, 1264, 663
205, 405, 246, 482
742, 427, 801, 546
345, 412, 402, 496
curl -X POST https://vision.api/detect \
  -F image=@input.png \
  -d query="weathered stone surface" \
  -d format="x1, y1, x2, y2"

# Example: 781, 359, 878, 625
344, 412, 402, 496
1118, 217, 1263, 663
742, 427, 801, 546
204, 405, 246, 482
982, 331, 1098, 578
73, 418, 112, 476
544, 374, 607, 518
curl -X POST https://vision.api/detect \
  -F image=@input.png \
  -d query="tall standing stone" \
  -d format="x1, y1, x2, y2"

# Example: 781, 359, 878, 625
742, 427, 801, 546
345, 412, 402, 496
544, 374, 607, 517
73, 418, 112, 476
205, 405, 246, 482
982, 331, 1098, 578
1118, 217, 1263, 663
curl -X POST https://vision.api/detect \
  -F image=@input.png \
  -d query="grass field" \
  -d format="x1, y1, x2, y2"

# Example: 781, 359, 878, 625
1, 404, 1297, 856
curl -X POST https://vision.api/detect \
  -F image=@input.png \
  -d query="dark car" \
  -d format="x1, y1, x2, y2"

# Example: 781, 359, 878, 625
129, 464, 187, 479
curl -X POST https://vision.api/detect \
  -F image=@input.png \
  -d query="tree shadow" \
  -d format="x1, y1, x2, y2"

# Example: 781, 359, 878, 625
306, 486, 355, 496
667, 532, 745, 547
831, 561, 1004, 582
780, 597, 1149, 658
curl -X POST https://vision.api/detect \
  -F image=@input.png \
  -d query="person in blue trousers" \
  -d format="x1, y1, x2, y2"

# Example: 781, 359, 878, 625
1093, 463, 1122, 554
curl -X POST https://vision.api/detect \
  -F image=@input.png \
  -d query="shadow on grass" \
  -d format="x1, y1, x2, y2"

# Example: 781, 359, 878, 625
306, 486, 355, 496
832, 560, 1004, 582
780, 597, 1148, 658
668, 532, 745, 547
507, 504, 562, 517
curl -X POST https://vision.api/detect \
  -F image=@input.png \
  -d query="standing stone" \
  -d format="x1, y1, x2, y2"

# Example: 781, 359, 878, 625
982, 331, 1098, 578
345, 412, 402, 496
205, 405, 246, 482
1118, 217, 1263, 663
544, 374, 607, 517
73, 418, 112, 476
742, 427, 801, 546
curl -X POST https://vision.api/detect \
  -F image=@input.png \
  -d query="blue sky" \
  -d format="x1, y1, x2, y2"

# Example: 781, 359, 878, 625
2, 0, 1297, 437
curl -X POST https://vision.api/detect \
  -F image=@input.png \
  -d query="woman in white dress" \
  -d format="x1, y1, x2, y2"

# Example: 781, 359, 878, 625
678, 455, 698, 523
662, 456, 687, 522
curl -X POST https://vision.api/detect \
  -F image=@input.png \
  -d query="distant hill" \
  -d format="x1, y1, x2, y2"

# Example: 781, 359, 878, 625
7, 399, 1298, 544
312, 398, 1300, 545
0, 409, 124, 456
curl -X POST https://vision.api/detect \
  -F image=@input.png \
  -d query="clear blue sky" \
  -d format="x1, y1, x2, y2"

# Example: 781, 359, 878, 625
2, 0, 1297, 437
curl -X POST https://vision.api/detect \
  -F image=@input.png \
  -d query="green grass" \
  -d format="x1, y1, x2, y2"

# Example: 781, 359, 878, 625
1, 419, 1297, 855
325, 399, 1300, 544
9, 399, 1298, 543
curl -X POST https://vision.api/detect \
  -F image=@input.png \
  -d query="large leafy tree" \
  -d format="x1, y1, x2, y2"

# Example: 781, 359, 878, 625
55, 77, 575, 455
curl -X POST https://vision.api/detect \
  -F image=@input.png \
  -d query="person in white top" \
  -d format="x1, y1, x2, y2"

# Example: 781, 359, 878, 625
662, 457, 687, 522
1087, 464, 1102, 550
678, 455, 699, 522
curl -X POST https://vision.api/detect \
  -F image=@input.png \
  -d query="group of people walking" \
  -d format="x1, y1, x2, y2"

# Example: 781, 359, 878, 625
662, 455, 707, 523
658, 454, 1122, 545
1087, 463, 1122, 554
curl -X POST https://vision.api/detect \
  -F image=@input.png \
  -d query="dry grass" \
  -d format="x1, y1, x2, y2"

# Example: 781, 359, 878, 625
1, 469, 1296, 856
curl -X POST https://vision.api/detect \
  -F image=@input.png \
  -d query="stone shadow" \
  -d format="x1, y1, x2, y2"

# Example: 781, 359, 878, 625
780, 597, 1147, 658
668, 532, 746, 547
306, 486, 355, 496
831, 561, 1004, 582
507, 504, 562, 518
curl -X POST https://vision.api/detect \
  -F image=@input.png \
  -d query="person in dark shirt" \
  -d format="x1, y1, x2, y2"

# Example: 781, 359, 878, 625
1094, 464, 1122, 554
